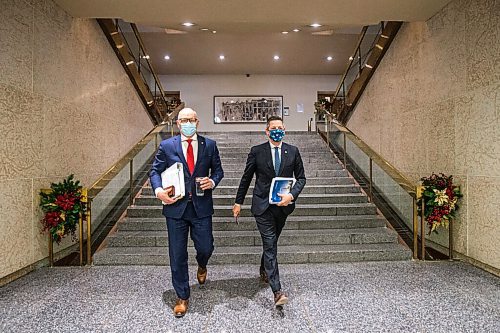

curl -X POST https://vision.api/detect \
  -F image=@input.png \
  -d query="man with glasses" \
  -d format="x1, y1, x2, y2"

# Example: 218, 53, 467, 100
150, 108, 224, 317
232, 116, 306, 307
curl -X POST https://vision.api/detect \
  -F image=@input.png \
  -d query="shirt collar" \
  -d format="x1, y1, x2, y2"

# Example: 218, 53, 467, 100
181, 133, 198, 142
269, 141, 282, 149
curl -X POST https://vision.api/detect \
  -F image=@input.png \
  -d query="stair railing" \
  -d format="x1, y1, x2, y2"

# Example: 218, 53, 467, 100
319, 116, 435, 260
328, 21, 402, 125
77, 104, 182, 265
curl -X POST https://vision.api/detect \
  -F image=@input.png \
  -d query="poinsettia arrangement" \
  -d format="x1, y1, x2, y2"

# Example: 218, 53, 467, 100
418, 173, 462, 234
39, 175, 86, 244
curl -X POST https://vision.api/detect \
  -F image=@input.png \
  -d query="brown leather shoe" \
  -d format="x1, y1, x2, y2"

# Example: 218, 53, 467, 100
274, 291, 288, 306
259, 267, 269, 284
197, 266, 207, 285
173, 298, 189, 318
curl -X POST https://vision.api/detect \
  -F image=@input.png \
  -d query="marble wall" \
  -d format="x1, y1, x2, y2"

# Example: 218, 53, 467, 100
0, 0, 152, 278
348, 0, 499, 269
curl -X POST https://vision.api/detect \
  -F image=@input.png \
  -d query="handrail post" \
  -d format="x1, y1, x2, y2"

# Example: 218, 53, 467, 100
369, 158, 373, 202
129, 160, 134, 206
326, 119, 330, 147
86, 199, 92, 266
170, 120, 174, 137
343, 132, 347, 167
48, 234, 54, 267
420, 197, 426, 260
412, 195, 418, 259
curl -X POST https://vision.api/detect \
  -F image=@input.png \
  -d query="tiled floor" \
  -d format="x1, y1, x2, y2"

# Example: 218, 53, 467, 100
0, 261, 499, 332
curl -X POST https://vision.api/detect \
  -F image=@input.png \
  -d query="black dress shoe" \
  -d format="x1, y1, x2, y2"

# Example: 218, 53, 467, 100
259, 267, 269, 284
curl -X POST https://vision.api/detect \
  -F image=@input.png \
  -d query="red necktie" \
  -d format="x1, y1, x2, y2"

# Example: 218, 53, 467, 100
186, 139, 195, 174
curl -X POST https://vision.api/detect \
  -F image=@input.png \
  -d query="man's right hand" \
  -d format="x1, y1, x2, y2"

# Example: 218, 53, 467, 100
157, 189, 179, 205
232, 203, 241, 218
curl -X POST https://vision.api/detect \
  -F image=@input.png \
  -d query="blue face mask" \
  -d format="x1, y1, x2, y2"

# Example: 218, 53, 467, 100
269, 129, 285, 142
181, 122, 197, 137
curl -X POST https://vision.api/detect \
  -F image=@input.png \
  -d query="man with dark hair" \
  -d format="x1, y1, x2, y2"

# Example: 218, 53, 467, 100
233, 115, 306, 306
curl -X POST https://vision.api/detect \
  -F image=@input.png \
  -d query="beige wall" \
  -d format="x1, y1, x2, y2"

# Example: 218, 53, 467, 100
160, 75, 340, 131
348, 0, 499, 268
0, 0, 152, 278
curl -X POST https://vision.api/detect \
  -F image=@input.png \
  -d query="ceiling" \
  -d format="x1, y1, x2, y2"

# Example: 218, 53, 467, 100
55, 0, 452, 75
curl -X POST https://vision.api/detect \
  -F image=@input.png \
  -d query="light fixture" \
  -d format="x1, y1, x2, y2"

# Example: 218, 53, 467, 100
326, 56, 333, 61
125, 60, 134, 65
365, 64, 373, 69
381, 34, 389, 39
349, 56, 354, 61
182, 22, 195, 27
375, 44, 383, 50
141, 55, 150, 59
212, 30, 217, 34
164, 55, 170, 60
293, 28, 300, 32
281, 31, 289, 34
200, 28, 209, 31
219, 55, 225, 60
273, 55, 280, 60
309, 23, 322, 28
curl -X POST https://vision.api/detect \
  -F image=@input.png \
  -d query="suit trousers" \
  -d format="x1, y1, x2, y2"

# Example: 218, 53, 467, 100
166, 201, 214, 300
254, 205, 288, 293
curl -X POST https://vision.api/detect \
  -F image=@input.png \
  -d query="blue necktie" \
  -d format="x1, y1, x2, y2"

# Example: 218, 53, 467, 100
274, 147, 280, 176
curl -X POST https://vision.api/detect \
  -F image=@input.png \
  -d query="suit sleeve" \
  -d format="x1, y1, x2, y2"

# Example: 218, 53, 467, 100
235, 147, 257, 204
209, 143, 224, 187
290, 148, 306, 200
149, 143, 168, 191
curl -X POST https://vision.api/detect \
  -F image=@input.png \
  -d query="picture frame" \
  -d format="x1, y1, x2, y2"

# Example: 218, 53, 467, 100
213, 95, 283, 123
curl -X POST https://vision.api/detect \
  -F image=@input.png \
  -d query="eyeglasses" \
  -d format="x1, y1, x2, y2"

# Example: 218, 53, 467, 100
178, 118, 198, 124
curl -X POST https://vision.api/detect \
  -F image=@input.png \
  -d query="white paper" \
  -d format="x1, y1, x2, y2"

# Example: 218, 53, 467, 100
269, 177, 296, 204
160, 162, 185, 204
296, 103, 304, 113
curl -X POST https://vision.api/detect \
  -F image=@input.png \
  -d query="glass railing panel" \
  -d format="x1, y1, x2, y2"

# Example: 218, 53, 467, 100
372, 162, 414, 232
90, 163, 130, 233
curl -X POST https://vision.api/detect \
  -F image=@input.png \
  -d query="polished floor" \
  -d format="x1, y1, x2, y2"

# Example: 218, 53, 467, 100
0, 261, 499, 332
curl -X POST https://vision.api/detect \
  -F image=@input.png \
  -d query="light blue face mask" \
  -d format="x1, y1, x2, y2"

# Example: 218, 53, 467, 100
269, 129, 285, 142
181, 122, 197, 137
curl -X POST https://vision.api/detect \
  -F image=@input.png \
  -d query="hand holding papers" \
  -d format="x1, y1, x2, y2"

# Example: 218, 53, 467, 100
269, 177, 296, 205
160, 162, 185, 204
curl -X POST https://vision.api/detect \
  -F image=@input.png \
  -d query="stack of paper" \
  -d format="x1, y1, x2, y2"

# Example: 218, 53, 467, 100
160, 162, 185, 204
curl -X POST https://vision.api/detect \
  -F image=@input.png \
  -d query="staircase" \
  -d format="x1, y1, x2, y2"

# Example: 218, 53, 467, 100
93, 132, 411, 265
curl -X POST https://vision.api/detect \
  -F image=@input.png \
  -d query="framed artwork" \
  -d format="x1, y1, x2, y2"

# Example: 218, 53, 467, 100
213, 95, 283, 123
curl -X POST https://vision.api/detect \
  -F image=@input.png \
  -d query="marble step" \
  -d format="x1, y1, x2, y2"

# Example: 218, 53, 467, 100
222, 170, 348, 178
217, 177, 355, 186
106, 228, 399, 247
93, 243, 412, 266
126, 203, 378, 218
135, 193, 368, 206
118, 215, 387, 232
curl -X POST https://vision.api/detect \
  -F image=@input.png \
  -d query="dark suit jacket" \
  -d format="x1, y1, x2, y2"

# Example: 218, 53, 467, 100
149, 135, 224, 218
235, 142, 306, 216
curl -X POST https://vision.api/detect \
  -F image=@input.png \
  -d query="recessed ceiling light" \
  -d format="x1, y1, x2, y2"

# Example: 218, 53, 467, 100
200, 28, 209, 31
182, 22, 195, 27
141, 55, 150, 59
212, 30, 217, 34
309, 23, 322, 28
349, 56, 354, 61
293, 29, 300, 32
281, 31, 289, 34
273, 55, 280, 60
164, 55, 170, 60
327, 56, 333, 61
219, 55, 225, 60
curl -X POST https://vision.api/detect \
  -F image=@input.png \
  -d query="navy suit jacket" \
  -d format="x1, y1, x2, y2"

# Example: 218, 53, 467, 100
235, 142, 306, 216
149, 135, 224, 218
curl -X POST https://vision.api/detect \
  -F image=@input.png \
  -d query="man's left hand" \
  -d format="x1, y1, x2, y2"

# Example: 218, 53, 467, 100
277, 193, 293, 206
199, 177, 214, 190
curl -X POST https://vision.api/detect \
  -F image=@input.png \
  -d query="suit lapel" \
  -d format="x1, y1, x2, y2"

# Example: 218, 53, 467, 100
193, 135, 206, 175
174, 135, 189, 173
278, 143, 288, 176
